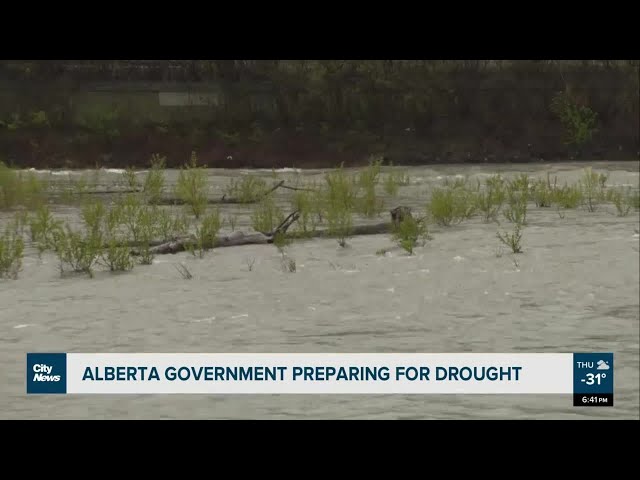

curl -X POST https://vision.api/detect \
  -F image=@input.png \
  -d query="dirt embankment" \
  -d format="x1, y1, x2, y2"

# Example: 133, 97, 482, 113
1, 62, 638, 169
3, 128, 638, 170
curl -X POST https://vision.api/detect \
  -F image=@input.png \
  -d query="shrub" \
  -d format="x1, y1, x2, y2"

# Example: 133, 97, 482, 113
503, 190, 528, 225
474, 175, 506, 223
191, 209, 222, 258
0, 162, 47, 209
428, 187, 475, 226
175, 151, 208, 218
143, 154, 166, 204
552, 183, 583, 209
355, 158, 384, 217
497, 223, 523, 254
607, 188, 633, 217
531, 174, 556, 208
29, 205, 64, 256
580, 167, 606, 212
550, 90, 598, 147
252, 196, 284, 234
51, 225, 103, 277
225, 175, 268, 203
0, 220, 25, 279
291, 190, 319, 236
392, 215, 430, 255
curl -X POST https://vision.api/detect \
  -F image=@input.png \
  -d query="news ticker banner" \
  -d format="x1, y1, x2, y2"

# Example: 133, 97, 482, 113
26, 352, 614, 406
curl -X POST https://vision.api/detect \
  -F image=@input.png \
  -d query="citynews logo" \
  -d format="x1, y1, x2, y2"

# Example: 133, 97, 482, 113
32, 364, 61, 382
27, 353, 67, 394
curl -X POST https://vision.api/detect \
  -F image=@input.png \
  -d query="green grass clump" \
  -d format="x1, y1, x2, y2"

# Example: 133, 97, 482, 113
111, 195, 164, 265
531, 174, 556, 208
552, 183, 583, 209
497, 223, 524, 254
0, 219, 25, 279
323, 165, 355, 247
155, 209, 189, 242
508, 173, 531, 196
391, 215, 430, 255
629, 189, 640, 210
190, 208, 222, 258
607, 187, 635, 217
122, 167, 139, 191
442, 176, 468, 189
0, 162, 47, 209
142, 154, 166, 204
225, 175, 268, 203
382, 164, 411, 197
579, 167, 607, 212
29, 205, 64, 257
252, 196, 285, 234
355, 158, 384, 217
51, 224, 103, 278
502, 175, 530, 225
175, 151, 208, 218
325, 204, 352, 248
503, 190, 528, 225
474, 175, 506, 223
324, 164, 357, 212
291, 189, 320, 236
428, 187, 475, 226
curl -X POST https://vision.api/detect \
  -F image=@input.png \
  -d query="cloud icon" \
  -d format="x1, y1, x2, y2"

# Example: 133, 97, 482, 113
597, 360, 610, 370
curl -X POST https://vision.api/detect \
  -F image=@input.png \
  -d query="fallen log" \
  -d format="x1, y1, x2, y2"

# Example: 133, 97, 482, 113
131, 206, 411, 256
134, 219, 393, 255
131, 210, 301, 256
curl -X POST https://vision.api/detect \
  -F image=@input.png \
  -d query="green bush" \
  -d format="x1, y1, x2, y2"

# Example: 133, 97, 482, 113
531, 174, 556, 208
355, 158, 384, 217
323, 165, 356, 246
175, 151, 208, 218
503, 190, 528, 225
497, 223, 523, 254
191, 209, 222, 258
0, 162, 47, 209
29, 205, 64, 256
391, 215, 430, 255
224, 175, 268, 203
550, 90, 598, 146
579, 167, 606, 212
0, 220, 25, 279
51, 225, 103, 277
607, 188, 634, 217
291, 189, 320, 236
552, 183, 583, 209
143, 154, 166, 204
474, 175, 506, 222
428, 187, 475, 226
252, 196, 285, 234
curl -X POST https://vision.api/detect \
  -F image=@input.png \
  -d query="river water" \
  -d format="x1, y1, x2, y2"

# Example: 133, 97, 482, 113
1, 161, 639, 419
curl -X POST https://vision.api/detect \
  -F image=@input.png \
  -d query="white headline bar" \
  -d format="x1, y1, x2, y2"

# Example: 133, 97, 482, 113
64, 353, 574, 394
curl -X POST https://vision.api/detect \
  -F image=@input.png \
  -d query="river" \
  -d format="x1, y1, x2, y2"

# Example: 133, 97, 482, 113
1, 161, 638, 419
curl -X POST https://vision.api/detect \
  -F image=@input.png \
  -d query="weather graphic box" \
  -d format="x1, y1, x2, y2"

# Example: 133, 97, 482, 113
573, 353, 613, 406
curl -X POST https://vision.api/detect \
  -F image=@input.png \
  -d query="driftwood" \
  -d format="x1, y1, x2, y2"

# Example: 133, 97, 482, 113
132, 212, 399, 256
131, 210, 302, 256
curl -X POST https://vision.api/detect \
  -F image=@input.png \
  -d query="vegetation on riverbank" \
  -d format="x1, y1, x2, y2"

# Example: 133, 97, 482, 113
1, 157, 638, 280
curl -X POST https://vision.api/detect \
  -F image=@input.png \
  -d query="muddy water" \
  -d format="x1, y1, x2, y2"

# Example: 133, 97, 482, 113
1, 161, 639, 419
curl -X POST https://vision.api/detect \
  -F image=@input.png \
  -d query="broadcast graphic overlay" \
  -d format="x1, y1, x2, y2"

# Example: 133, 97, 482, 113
573, 353, 614, 406
26, 352, 614, 405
